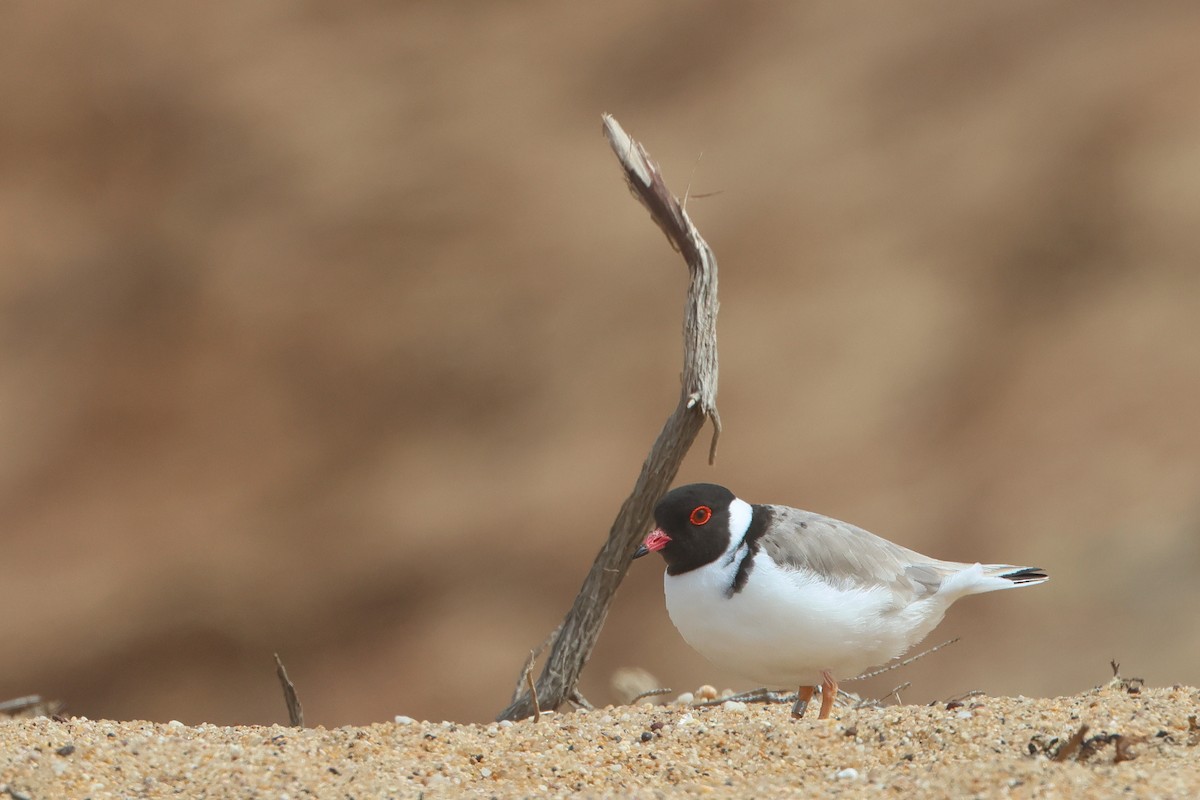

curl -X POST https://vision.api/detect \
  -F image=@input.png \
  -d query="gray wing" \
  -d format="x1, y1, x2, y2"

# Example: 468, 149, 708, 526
757, 505, 962, 605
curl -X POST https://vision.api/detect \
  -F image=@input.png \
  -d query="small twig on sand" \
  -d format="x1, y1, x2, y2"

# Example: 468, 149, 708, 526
631, 688, 675, 704
695, 688, 778, 708
526, 667, 541, 723
569, 690, 595, 711
274, 653, 304, 728
694, 688, 797, 708
497, 115, 722, 721
1053, 723, 1090, 762
691, 637, 958, 713
0, 696, 44, 715
509, 625, 561, 705
936, 689, 985, 707
1108, 659, 1145, 694
851, 638, 961, 682
883, 682, 911, 705
854, 682, 910, 710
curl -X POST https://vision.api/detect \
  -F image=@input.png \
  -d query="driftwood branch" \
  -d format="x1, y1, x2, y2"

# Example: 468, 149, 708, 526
496, 114, 721, 721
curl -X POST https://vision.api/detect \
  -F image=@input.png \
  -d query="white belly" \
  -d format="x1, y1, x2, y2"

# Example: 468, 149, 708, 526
663, 551, 947, 686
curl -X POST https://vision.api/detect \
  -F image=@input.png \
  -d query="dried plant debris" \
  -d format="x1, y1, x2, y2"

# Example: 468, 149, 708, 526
1109, 659, 1145, 694
273, 654, 304, 728
611, 667, 669, 706
0, 695, 63, 719
1031, 723, 1158, 765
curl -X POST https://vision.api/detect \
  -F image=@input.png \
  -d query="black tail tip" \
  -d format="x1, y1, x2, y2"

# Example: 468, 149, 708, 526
1004, 566, 1048, 583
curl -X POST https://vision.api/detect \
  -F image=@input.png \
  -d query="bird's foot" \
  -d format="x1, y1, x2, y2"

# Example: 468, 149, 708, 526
791, 686, 816, 718
817, 670, 838, 720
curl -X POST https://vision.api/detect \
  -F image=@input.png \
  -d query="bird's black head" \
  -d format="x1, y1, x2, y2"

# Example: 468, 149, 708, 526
635, 483, 738, 575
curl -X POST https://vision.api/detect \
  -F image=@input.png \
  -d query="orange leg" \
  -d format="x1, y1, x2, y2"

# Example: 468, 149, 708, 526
818, 670, 837, 719
791, 685, 815, 718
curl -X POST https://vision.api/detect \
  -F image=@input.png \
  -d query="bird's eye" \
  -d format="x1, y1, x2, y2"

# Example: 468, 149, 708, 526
689, 505, 712, 526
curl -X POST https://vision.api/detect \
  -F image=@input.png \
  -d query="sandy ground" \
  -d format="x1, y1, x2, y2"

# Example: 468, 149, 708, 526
2, 683, 1197, 799
5, 3, 1200, 727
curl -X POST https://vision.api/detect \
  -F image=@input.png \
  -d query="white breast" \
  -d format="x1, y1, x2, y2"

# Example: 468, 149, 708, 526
663, 549, 950, 687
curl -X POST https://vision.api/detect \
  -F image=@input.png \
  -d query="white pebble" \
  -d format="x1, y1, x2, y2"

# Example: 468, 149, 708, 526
836, 768, 859, 780
394, 716, 416, 725
675, 692, 695, 705
498, 720, 514, 728
955, 710, 973, 719
677, 713, 695, 726
480, 767, 492, 778
167, 720, 185, 729
722, 701, 748, 712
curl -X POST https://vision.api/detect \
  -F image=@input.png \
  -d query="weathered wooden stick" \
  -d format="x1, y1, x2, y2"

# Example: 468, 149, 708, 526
497, 115, 720, 721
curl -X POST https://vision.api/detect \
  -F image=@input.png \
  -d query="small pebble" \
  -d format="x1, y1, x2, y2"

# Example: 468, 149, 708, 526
836, 768, 859, 780
394, 716, 416, 725
696, 685, 719, 701
498, 720, 514, 728
722, 701, 748, 712
675, 693, 695, 706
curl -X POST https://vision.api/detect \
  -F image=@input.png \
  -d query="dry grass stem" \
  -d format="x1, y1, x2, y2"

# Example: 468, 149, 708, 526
851, 637, 960, 682
526, 667, 541, 723
631, 688, 675, 704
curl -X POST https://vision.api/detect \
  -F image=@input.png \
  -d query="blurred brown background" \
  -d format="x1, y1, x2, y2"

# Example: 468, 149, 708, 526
2, 2, 1198, 727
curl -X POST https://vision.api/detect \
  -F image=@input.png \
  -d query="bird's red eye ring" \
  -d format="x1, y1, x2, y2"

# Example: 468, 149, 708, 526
689, 505, 712, 526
